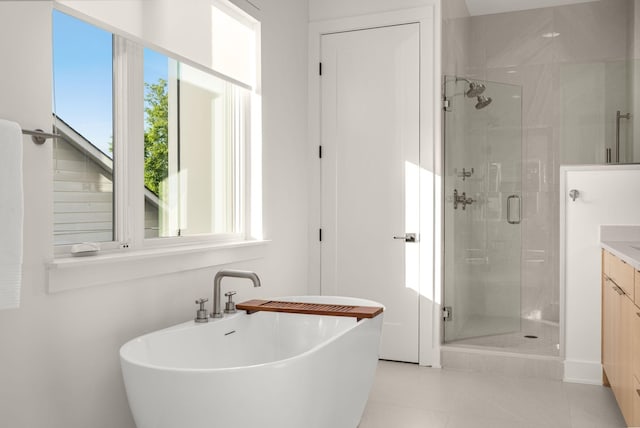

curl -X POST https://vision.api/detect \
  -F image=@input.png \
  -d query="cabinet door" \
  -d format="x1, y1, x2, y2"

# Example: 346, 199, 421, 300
603, 276, 619, 388
635, 269, 640, 308
620, 294, 636, 425
633, 376, 640, 427
634, 302, 640, 381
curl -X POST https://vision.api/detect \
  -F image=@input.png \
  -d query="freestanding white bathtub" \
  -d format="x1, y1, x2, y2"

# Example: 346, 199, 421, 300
120, 296, 383, 428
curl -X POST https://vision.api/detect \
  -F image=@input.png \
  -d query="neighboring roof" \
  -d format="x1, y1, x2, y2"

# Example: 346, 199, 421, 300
54, 115, 112, 173
53, 115, 160, 208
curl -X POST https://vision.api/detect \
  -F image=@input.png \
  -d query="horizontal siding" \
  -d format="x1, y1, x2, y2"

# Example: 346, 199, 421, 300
54, 192, 112, 203
53, 144, 112, 168
54, 231, 113, 246
144, 199, 159, 239
54, 222, 113, 232
53, 169, 112, 183
54, 181, 112, 193
53, 137, 159, 245
54, 158, 110, 173
55, 201, 112, 214
54, 212, 113, 224
53, 138, 114, 245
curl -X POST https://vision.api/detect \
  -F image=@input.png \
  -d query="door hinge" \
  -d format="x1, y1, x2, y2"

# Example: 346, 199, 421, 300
319, 62, 322, 76
319, 228, 323, 242
319, 145, 323, 159
443, 306, 453, 322
443, 97, 451, 112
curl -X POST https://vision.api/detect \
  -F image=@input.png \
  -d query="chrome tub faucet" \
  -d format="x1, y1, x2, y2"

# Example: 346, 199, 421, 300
212, 269, 261, 318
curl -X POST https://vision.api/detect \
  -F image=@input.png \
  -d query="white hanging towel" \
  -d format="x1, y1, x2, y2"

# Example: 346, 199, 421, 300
0, 119, 23, 309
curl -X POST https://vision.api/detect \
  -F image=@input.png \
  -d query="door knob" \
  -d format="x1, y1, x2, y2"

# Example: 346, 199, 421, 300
393, 233, 418, 243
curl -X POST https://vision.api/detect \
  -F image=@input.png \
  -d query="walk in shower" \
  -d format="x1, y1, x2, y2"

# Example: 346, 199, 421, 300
442, 75, 559, 357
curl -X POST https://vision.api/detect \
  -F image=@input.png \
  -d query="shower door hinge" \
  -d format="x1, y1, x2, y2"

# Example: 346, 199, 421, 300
319, 145, 323, 159
319, 228, 323, 242
319, 62, 322, 76
443, 97, 452, 112
443, 306, 453, 322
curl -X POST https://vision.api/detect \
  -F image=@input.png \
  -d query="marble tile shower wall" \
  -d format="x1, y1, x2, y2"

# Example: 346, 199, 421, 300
443, 0, 633, 325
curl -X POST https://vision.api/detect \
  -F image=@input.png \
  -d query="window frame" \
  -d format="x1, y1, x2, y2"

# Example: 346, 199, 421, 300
51, 6, 260, 260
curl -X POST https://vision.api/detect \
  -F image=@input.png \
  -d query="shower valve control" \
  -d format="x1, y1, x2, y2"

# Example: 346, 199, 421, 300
195, 298, 209, 323
453, 189, 474, 210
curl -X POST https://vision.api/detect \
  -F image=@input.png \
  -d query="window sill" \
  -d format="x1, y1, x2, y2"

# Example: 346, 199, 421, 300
47, 239, 269, 293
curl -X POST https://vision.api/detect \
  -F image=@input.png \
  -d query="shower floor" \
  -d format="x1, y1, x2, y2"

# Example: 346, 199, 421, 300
445, 317, 560, 357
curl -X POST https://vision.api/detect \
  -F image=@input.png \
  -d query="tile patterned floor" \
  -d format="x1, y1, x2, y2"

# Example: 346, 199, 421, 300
359, 360, 626, 428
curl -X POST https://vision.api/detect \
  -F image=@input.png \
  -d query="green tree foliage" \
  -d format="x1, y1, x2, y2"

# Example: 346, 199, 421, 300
144, 78, 168, 195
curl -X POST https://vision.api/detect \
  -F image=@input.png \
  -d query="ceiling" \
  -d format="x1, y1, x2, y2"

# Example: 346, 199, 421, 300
464, 0, 599, 16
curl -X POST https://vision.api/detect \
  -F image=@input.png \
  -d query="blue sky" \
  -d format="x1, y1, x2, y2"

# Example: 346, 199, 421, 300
53, 11, 167, 155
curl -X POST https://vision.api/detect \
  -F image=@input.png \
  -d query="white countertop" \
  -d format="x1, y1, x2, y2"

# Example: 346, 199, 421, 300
600, 225, 640, 271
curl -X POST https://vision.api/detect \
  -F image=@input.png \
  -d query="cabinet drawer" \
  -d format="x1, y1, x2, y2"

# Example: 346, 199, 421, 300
634, 307, 640, 381
604, 251, 635, 298
604, 249, 612, 276
636, 270, 640, 307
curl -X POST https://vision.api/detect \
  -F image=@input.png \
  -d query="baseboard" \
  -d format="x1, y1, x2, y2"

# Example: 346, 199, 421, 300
563, 359, 602, 385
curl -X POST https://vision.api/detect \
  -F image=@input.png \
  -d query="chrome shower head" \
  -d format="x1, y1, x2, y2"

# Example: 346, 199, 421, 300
465, 82, 486, 97
475, 95, 492, 110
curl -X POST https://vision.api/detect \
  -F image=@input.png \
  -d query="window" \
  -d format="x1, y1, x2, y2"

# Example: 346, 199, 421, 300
143, 50, 247, 239
52, 11, 114, 246
51, 4, 259, 256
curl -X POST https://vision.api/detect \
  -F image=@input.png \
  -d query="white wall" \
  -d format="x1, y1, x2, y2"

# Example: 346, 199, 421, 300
441, 0, 470, 76
0, 1, 309, 427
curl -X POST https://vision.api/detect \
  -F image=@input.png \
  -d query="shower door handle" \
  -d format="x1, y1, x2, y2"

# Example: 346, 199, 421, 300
507, 195, 521, 225
393, 233, 418, 243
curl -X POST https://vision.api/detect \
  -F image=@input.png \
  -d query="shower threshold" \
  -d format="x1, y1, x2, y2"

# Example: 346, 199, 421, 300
444, 318, 560, 357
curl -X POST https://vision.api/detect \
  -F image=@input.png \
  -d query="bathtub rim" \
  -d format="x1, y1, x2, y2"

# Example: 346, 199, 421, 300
120, 295, 384, 374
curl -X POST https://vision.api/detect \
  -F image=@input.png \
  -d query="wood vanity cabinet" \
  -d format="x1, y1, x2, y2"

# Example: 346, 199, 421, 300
633, 376, 640, 426
633, 291, 640, 425
603, 275, 620, 388
635, 270, 640, 308
602, 250, 639, 427
604, 250, 635, 298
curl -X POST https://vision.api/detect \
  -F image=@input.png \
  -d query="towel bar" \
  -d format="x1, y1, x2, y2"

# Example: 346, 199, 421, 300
22, 128, 60, 145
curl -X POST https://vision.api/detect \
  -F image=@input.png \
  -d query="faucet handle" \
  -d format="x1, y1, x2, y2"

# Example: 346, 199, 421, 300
195, 298, 209, 323
224, 291, 237, 314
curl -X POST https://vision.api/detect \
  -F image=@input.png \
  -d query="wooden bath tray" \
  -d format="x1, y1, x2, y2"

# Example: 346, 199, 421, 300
236, 300, 383, 320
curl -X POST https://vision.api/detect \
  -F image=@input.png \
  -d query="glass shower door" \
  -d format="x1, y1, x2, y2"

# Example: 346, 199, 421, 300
443, 76, 522, 343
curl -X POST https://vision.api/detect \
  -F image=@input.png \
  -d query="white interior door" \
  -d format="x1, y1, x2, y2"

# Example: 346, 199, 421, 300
320, 24, 420, 363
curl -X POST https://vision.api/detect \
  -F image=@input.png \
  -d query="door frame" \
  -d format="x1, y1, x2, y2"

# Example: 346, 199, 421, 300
307, 5, 442, 367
